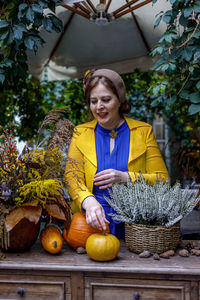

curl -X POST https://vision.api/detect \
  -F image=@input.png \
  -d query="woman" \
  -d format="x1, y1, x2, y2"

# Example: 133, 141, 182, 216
65, 69, 168, 238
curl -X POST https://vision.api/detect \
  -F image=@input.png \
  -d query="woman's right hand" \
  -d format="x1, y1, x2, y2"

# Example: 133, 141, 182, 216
82, 196, 109, 231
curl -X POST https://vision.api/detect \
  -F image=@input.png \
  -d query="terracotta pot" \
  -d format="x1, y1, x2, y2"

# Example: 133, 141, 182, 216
1, 205, 42, 252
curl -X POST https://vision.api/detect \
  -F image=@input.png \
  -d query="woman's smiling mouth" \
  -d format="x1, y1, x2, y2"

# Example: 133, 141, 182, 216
98, 113, 107, 118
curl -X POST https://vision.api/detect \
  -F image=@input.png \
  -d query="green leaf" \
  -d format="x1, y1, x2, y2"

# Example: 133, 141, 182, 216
179, 14, 188, 27
159, 32, 177, 43
193, 30, 200, 39
24, 35, 44, 50
5, 30, 13, 45
151, 99, 159, 107
168, 63, 176, 71
34, 15, 43, 28
42, 18, 53, 32
160, 64, 169, 72
190, 93, 200, 104
151, 46, 163, 56
18, 4, 29, 20
196, 81, 200, 90
183, 7, 193, 18
153, 86, 160, 95
18, 3, 28, 11
18, 10, 26, 20
194, 51, 200, 62
49, 14, 63, 32
0, 20, 9, 29
172, 48, 182, 59
26, 7, 35, 22
32, 4, 43, 14
189, 66, 194, 73
163, 14, 171, 24
24, 36, 35, 50
4, 58, 13, 68
0, 29, 9, 40
194, 3, 200, 13
182, 48, 193, 61
154, 16, 162, 28
155, 11, 164, 18
31, 36, 44, 47
38, 0, 46, 8
168, 95, 176, 104
180, 90, 189, 99
13, 24, 27, 40
188, 104, 200, 115
0, 73, 5, 84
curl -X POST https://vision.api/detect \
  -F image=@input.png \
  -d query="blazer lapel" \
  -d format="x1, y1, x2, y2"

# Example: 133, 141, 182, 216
125, 117, 148, 166
76, 120, 97, 167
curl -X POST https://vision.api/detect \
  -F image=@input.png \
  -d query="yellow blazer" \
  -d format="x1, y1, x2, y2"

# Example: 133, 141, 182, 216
65, 117, 168, 213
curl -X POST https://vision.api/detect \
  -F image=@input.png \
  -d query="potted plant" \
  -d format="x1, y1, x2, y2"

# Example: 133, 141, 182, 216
0, 108, 74, 252
105, 175, 200, 254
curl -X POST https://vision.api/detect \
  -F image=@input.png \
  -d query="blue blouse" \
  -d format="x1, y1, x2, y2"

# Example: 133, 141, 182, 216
93, 121, 130, 239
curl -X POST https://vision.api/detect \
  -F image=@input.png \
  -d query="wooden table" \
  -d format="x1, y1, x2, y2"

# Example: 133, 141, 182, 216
0, 240, 200, 300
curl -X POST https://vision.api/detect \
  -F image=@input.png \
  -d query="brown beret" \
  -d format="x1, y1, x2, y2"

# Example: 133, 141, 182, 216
91, 69, 126, 103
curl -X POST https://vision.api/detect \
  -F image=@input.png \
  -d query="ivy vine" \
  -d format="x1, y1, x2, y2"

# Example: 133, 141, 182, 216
0, 0, 63, 85
151, 0, 200, 118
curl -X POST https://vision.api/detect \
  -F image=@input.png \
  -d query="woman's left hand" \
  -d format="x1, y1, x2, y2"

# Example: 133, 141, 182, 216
94, 169, 128, 189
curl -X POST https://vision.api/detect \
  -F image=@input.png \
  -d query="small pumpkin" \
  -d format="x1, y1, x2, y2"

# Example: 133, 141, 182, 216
86, 232, 120, 261
63, 211, 109, 249
40, 224, 63, 254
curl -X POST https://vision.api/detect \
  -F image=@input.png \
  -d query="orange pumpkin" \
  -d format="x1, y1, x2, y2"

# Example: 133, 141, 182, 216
63, 211, 110, 249
40, 224, 63, 254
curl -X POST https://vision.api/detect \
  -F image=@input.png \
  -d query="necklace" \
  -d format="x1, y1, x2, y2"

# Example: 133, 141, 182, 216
108, 120, 124, 138
109, 130, 118, 138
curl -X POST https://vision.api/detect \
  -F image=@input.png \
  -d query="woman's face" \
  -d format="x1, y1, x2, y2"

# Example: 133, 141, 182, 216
89, 83, 121, 130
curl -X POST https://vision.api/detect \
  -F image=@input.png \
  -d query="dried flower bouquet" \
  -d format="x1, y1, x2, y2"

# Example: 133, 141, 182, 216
0, 108, 74, 250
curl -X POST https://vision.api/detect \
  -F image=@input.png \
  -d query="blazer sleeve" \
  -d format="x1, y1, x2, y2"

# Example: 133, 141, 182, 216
128, 126, 169, 184
64, 127, 94, 211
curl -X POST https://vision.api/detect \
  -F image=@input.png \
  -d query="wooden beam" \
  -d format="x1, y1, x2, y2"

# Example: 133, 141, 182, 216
82, 1, 92, 11
74, 3, 92, 14
105, 0, 112, 12
114, 0, 152, 19
86, 0, 97, 13
62, 4, 90, 19
113, 0, 139, 16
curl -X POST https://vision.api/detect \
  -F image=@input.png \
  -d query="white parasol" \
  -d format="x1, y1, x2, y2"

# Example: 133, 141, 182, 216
27, 0, 171, 81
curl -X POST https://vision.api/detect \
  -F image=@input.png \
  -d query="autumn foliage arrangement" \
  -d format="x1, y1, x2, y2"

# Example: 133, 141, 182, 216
0, 108, 74, 251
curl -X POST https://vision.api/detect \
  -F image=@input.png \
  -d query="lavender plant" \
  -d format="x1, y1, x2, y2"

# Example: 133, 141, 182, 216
105, 175, 200, 227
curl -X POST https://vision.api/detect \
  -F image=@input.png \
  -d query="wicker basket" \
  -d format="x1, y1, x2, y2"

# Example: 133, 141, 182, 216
125, 222, 180, 254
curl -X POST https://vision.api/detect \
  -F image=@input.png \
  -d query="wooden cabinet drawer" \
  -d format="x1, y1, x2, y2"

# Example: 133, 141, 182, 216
85, 277, 191, 300
0, 280, 65, 300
